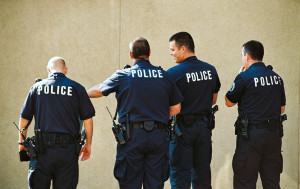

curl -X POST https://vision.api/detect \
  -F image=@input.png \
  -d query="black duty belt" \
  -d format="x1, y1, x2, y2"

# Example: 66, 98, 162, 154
131, 121, 167, 131
43, 133, 77, 146
249, 119, 281, 130
249, 123, 269, 129
177, 114, 207, 121
54, 135, 76, 144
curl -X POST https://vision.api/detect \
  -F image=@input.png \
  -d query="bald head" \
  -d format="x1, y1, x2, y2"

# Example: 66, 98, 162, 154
47, 56, 67, 75
129, 37, 150, 60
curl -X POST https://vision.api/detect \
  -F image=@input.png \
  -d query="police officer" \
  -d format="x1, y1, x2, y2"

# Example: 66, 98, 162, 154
225, 40, 286, 189
19, 57, 95, 189
87, 37, 182, 189
167, 32, 221, 189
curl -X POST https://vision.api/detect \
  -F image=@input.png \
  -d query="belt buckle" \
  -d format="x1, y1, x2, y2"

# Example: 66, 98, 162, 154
143, 121, 155, 132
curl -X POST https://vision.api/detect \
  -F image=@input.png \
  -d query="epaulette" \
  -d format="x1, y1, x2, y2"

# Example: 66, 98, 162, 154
35, 78, 42, 83
267, 65, 273, 70
123, 64, 131, 69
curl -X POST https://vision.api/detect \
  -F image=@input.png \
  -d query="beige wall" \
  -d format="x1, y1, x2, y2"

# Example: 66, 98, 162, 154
0, 0, 299, 188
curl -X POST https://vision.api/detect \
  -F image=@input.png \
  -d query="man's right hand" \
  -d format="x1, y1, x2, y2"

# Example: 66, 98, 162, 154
19, 145, 30, 162
19, 144, 27, 152
239, 66, 246, 73
79, 144, 91, 161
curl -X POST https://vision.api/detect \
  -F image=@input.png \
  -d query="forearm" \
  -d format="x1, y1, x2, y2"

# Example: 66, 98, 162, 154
83, 118, 93, 146
225, 96, 236, 107
212, 93, 218, 105
87, 84, 104, 98
281, 106, 285, 114
169, 103, 181, 118
19, 117, 30, 143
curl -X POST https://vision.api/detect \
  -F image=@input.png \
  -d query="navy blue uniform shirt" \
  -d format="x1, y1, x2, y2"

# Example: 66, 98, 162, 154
21, 72, 95, 136
167, 56, 221, 115
100, 60, 183, 124
226, 62, 286, 123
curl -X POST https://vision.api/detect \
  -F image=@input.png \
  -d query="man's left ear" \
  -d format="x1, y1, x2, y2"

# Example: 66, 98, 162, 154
149, 49, 151, 57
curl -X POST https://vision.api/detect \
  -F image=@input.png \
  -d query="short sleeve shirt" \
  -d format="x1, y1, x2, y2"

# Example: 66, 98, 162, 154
100, 60, 183, 124
20, 73, 95, 136
167, 56, 221, 115
226, 62, 286, 123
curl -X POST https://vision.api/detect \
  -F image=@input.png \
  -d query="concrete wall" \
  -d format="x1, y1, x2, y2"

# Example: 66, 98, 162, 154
0, 0, 299, 188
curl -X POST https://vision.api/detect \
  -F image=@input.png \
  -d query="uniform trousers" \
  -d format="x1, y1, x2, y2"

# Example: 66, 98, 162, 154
114, 128, 170, 189
233, 126, 283, 189
169, 117, 212, 189
28, 144, 78, 189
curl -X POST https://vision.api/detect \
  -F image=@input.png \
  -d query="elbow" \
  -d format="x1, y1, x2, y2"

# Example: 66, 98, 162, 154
170, 103, 181, 117
87, 89, 96, 98
225, 96, 235, 107
225, 101, 231, 107
87, 88, 93, 97
174, 108, 181, 115
212, 93, 218, 105
87, 85, 104, 98
174, 103, 181, 115
212, 99, 217, 105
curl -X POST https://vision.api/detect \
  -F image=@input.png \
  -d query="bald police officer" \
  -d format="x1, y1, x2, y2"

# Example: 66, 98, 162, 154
167, 32, 221, 189
225, 40, 286, 189
88, 37, 182, 189
19, 57, 95, 188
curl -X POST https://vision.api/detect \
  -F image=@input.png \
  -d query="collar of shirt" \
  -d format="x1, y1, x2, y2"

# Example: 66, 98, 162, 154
248, 62, 265, 71
133, 59, 152, 68
49, 72, 66, 78
181, 56, 198, 64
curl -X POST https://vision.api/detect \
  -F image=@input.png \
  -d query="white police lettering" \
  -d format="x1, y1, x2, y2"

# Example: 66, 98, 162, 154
131, 69, 163, 78
67, 87, 72, 96
36, 85, 73, 96
57, 86, 60, 94
51, 85, 55, 94
274, 76, 278, 84
253, 76, 281, 87
44, 85, 49, 94
61, 86, 66, 95
137, 70, 143, 77
158, 70, 163, 78
37, 85, 43, 95
186, 70, 212, 83
260, 77, 265, 86
131, 70, 136, 77
152, 70, 157, 77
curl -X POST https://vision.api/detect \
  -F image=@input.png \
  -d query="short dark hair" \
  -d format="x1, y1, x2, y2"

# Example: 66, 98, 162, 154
169, 32, 195, 53
129, 37, 150, 59
242, 40, 264, 61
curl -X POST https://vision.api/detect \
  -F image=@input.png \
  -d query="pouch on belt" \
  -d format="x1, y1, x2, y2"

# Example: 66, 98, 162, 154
144, 121, 155, 132
43, 134, 55, 147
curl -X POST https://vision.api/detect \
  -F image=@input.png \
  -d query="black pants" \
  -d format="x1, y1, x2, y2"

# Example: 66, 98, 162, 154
114, 128, 170, 189
233, 127, 283, 189
169, 118, 212, 189
28, 144, 78, 189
